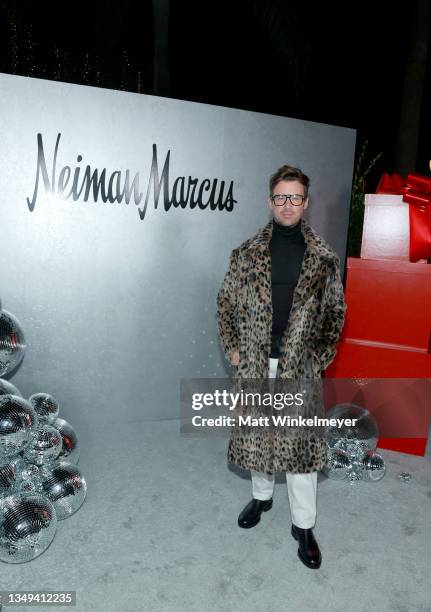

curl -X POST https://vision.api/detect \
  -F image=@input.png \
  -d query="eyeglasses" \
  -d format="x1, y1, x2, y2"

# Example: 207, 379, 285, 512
271, 194, 306, 206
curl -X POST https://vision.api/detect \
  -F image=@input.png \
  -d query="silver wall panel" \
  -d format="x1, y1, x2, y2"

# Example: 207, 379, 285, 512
0, 73, 356, 426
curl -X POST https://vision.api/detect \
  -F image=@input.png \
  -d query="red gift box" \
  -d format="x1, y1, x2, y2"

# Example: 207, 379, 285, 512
326, 257, 431, 456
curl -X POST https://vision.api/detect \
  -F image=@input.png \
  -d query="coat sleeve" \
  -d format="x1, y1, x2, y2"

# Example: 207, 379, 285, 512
315, 258, 348, 371
216, 249, 240, 362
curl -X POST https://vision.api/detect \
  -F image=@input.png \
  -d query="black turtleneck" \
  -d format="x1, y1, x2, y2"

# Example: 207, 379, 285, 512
269, 218, 306, 358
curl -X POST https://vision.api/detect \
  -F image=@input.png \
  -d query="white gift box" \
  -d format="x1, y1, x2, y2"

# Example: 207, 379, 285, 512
360, 194, 427, 263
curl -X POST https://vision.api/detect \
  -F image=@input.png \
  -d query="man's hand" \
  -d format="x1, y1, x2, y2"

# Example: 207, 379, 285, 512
229, 350, 240, 366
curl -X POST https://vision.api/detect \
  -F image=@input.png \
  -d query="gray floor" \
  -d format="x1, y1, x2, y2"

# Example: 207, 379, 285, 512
1, 420, 430, 612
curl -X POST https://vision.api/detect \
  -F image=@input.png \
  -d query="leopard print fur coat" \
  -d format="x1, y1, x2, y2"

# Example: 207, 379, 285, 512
216, 216, 347, 474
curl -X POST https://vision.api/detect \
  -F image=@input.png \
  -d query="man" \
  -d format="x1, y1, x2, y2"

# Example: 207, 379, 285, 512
216, 165, 347, 569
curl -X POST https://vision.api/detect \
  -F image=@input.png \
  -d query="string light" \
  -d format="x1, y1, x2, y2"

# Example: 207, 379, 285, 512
121, 49, 131, 91
5, 20, 148, 95
83, 52, 90, 84
26, 24, 35, 77
95, 54, 101, 86
10, 20, 18, 74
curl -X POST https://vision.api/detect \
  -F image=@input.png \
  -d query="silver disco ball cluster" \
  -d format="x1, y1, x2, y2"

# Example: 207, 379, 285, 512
0, 297, 87, 563
323, 403, 386, 483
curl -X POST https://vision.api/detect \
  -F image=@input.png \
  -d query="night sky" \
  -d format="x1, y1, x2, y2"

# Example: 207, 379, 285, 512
0, 0, 430, 186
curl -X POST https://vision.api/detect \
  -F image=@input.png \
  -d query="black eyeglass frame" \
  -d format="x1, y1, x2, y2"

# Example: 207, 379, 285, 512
270, 194, 306, 206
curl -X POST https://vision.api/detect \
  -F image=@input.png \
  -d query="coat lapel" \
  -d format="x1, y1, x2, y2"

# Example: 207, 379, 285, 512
246, 216, 337, 309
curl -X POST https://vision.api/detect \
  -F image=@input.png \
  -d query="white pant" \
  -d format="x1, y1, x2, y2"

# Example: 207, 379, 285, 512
250, 357, 318, 529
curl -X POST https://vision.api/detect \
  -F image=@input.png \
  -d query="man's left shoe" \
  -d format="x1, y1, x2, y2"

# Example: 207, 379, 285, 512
291, 524, 322, 569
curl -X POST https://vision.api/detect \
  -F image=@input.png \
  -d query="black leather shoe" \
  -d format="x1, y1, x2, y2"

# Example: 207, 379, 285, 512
291, 524, 322, 569
238, 498, 273, 528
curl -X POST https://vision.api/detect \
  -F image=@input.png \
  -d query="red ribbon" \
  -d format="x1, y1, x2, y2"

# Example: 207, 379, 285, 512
376, 172, 431, 262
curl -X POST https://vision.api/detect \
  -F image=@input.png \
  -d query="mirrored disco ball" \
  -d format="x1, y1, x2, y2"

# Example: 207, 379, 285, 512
13, 460, 43, 494
0, 396, 38, 461
362, 450, 386, 482
326, 403, 379, 451
28, 393, 60, 424
322, 448, 350, 480
28, 393, 59, 424
0, 456, 21, 496
0, 379, 22, 398
334, 438, 370, 459
23, 425, 62, 467
0, 310, 26, 377
0, 492, 57, 563
40, 461, 87, 520
51, 418, 79, 464
346, 459, 364, 483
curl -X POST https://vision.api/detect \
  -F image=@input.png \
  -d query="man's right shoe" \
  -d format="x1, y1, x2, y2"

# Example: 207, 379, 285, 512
238, 498, 273, 528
